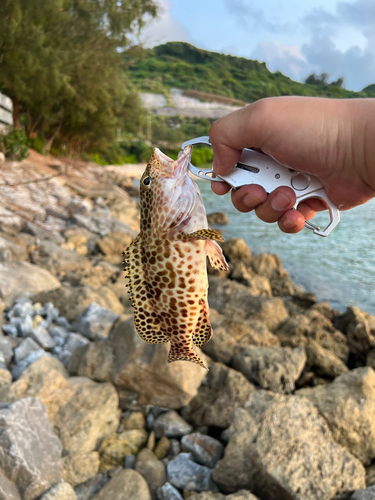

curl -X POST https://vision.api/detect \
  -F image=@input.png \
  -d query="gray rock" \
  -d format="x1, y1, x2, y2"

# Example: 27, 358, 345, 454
0, 261, 61, 308
125, 454, 136, 469
31, 325, 55, 350
7, 300, 34, 318
232, 346, 306, 394
68, 342, 114, 382
39, 483, 77, 500
351, 485, 375, 500
91, 469, 151, 500
154, 411, 193, 439
157, 482, 183, 500
64, 333, 89, 353
188, 363, 256, 429
71, 303, 118, 340
10, 314, 33, 337
2, 324, 18, 337
49, 326, 69, 347
296, 367, 375, 465
169, 439, 181, 457
212, 391, 365, 499
14, 337, 41, 362
74, 474, 109, 500
13, 350, 50, 380
0, 336, 13, 366
135, 448, 167, 499
0, 398, 63, 500
0, 468, 22, 500
167, 453, 218, 492
181, 433, 224, 468
55, 317, 70, 329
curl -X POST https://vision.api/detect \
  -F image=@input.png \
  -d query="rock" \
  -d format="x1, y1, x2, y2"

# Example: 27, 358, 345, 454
125, 454, 136, 469
221, 238, 251, 263
250, 253, 284, 279
212, 391, 365, 498
181, 433, 224, 468
296, 367, 375, 465
0, 151, 5, 164
99, 429, 148, 470
188, 493, 259, 500
0, 468, 22, 500
22, 221, 65, 244
135, 448, 167, 499
97, 230, 133, 258
167, 453, 218, 492
0, 398, 62, 500
71, 303, 118, 340
33, 285, 124, 322
208, 277, 288, 331
229, 262, 272, 297
74, 473, 109, 500
340, 307, 375, 357
2, 323, 18, 337
233, 346, 306, 394
62, 452, 99, 487
9, 314, 34, 337
12, 350, 51, 379
154, 411, 193, 439
30, 325, 55, 350
0, 356, 119, 458
64, 333, 89, 353
91, 469, 151, 500
49, 326, 70, 347
305, 338, 348, 378
189, 362, 255, 429
0, 336, 13, 366
39, 483, 77, 500
29, 241, 92, 284
121, 411, 146, 430
68, 342, 114, 382
154, 436, 171, 460
0, 368, 12, 387
351, 485, 375, 500
207, 212, 230, 225
157, 482, 183, 500
0, 234, 28, 261
0, 261, 61, 308
14, 337, 42, 362
109, 316, 206, 409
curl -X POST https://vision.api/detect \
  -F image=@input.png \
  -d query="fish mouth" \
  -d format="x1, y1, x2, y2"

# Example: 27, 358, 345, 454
153, 146, 192, 179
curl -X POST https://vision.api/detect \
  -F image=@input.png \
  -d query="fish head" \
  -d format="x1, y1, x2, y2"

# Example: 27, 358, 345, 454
140, 145, 207, 237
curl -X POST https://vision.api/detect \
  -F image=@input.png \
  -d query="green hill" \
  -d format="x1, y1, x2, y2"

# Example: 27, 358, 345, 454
127, 41, 372, 102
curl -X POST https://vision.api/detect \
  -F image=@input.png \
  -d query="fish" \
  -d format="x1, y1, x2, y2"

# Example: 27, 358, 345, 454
123, 145, 229, 370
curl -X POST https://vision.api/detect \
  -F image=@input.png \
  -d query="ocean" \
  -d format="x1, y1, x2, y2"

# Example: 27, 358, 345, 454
197, 179, 375, 316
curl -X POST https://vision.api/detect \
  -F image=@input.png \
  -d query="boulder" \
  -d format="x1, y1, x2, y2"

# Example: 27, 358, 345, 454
0, 468, 22, 500
68, 342, 114, 382
341, 307, 375, 357
188, 362, 256, 429
232, 346, 306, 394
91, 469, 151, 500
305, 338, 348, 378
296, 367, 375, 465
62, 452, 99, 487
207, 212, 230, 225
0, 356, 119, 458
220, 238, 251, 264
135, 448, 167, 499
181, 433, 224, 468
212, 391, 365, 499
33, 285, 124, 321
0, 261, 61, 308
109, 316, 207, 409
0, 398, 63, 500
229, 262, 272, 297
71, 303, 118, 340
250, 253, 284, 279
39, 483, 77, 500
208, 277, 289, 331
351, 485, 375, 500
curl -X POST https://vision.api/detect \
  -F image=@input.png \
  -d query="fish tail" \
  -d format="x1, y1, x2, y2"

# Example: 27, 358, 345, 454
168, 343, 208, 371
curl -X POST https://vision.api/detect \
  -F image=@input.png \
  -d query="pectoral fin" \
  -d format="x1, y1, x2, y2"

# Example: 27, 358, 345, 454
206, 240, 229, 271
180, 229, 224, 242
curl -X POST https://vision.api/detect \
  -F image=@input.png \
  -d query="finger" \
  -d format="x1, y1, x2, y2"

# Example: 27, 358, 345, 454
211, 180, 231, 196
255, 186, 296, 223
278, 209, 306, 233
231, 184, 267, 212
295, 198, 329, 219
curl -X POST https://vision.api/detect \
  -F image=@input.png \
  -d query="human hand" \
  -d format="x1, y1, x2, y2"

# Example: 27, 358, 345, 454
209, 96, 375, 233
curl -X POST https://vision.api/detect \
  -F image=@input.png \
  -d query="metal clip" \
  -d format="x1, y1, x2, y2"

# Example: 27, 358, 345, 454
182, 136, 340, 237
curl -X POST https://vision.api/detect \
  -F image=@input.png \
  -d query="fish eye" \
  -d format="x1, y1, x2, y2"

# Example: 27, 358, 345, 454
142, 176, 151, 187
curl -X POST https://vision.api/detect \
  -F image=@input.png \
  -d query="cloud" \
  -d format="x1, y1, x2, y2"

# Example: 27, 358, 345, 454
251, 41, 310, 81
223, 0, 295, 34
140, 0, 192, 47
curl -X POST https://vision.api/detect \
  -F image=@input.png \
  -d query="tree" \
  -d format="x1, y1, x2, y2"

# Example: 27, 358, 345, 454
0, 0, 157, 151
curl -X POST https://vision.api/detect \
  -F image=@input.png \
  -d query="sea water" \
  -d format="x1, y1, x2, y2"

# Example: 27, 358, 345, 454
198, 180, 375, 315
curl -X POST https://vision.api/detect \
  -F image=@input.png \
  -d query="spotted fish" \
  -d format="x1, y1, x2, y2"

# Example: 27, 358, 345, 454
123, 146, 229, 369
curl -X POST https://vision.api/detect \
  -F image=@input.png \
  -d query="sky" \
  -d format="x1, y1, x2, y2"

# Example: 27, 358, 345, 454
141, 0, 375, 92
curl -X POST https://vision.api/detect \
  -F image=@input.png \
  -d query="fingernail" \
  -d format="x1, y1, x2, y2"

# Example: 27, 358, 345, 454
243, 193, 264, 208
271, 193, 291, 210
283, 218, 297, 229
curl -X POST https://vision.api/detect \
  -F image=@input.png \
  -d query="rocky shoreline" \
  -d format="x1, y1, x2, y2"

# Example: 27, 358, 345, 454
0, 151, 375, 500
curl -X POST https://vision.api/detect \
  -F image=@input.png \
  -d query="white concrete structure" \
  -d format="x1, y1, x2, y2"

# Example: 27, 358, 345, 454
0, 93, 13, 133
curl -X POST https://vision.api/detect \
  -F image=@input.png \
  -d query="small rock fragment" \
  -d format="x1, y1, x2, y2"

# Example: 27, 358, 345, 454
181, 433, 224, 468
154, 411, 193, 439
167, 453, 218, 492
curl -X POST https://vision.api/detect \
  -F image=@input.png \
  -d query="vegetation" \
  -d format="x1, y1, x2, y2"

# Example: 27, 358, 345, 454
0, 130, 29, 161
127, 42, 372, 102
0, 0, 157, 155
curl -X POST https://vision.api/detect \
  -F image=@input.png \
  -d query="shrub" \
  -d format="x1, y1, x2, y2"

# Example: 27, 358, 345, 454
0, 130, 29, 161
